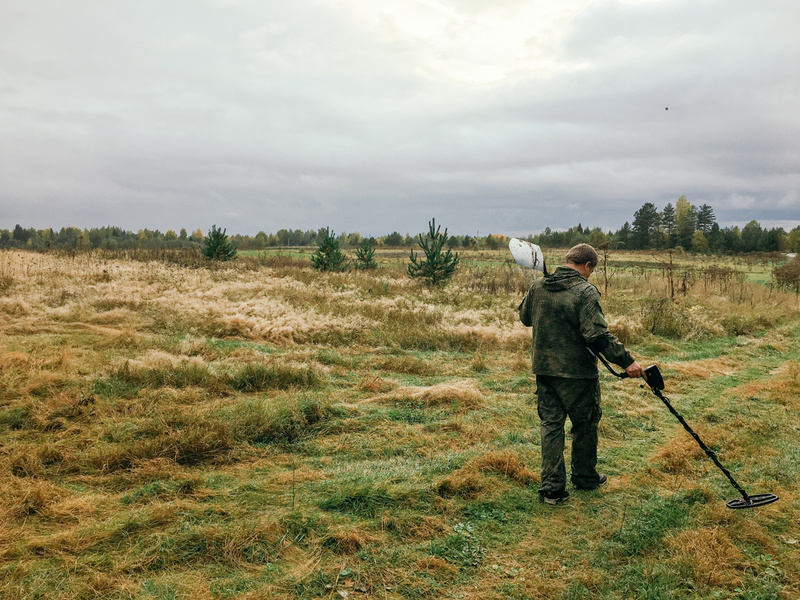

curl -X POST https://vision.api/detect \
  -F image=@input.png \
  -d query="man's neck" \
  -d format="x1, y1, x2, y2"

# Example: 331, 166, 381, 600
564, 262, 591, 279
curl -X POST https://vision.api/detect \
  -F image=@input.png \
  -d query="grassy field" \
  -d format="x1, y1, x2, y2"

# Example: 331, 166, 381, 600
1, 247, 798, 600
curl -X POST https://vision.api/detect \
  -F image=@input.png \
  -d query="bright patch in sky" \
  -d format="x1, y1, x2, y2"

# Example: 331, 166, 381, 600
333, 0, 593, 84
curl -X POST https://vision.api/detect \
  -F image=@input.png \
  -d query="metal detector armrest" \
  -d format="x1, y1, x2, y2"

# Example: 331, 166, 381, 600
585, 346, 629, 379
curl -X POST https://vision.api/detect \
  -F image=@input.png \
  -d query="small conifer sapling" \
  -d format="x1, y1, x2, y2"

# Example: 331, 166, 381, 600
311, 228, 349, 272
201, 225, 237, 261
407, 218, 459, 285
354, 239, 378, 270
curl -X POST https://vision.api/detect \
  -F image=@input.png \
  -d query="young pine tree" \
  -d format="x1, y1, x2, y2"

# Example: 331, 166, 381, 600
354, 239, 378, 270
311, 228, 349, 272
201, 225, 237, 261
407, 218, 459, 285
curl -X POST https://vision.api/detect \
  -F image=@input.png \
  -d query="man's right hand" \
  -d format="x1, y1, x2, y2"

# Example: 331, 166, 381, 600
626, 361, 646, 380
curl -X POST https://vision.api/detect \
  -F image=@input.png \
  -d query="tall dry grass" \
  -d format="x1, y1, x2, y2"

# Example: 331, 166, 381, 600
1, 248, 798, 599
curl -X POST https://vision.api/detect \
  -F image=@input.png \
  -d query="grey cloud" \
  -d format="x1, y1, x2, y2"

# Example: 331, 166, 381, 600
1, 0, 798, 236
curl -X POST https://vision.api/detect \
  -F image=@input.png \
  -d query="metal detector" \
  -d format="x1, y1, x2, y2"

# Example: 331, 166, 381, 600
592, 352, 779, 510
509, 238, 779, 509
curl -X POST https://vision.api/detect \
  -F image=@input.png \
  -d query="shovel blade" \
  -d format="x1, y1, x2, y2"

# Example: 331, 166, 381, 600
509, 238, 545, 272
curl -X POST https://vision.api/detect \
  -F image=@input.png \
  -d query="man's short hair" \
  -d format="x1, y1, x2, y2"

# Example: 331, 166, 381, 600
565, 243, 598, 268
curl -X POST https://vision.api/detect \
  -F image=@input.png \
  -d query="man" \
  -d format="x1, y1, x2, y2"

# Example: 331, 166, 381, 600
519, 243, 645, 505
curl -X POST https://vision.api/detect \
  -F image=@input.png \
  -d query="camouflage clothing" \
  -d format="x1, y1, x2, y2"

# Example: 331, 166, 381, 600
519, 266, 634, 495
536, 375, 602, 492
519, 266, 633, 377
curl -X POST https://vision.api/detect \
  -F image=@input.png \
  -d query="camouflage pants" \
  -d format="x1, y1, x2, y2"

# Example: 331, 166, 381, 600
535, 375, 603, 493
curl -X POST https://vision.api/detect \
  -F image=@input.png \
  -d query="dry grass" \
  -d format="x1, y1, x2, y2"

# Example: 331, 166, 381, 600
360, 379, 485, 408
323, 527, 385, 554
666, 527, 748, 588
730, 359, 800, 408
436, 449, 538, 498
608, 315, 644, 345
1, 248, 799, 599
670, 356, 742, 379
650, 433, 714, 475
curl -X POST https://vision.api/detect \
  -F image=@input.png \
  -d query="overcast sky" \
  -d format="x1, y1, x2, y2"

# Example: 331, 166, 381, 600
1, 0, 798, 237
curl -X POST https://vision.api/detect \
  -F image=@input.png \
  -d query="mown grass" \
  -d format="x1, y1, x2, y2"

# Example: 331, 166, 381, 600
0, 248, 798, 599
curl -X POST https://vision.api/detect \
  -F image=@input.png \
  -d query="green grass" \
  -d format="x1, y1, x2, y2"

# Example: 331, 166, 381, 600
319, 484, 404, 517
601, 492, 697, 557
219, 396, 341, 445
643, 336, 740, 361
205, 337, 286, 354
229, 363, 320, 392
2, 249, 799, 600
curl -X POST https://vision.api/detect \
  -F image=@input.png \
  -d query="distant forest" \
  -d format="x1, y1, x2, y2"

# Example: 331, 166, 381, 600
4, 196, 799, 254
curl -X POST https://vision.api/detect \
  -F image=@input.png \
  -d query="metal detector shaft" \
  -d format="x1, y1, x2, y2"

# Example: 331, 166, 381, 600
595, 357, 778, 509
588, 345, 747, 496
650, 388, 751, 503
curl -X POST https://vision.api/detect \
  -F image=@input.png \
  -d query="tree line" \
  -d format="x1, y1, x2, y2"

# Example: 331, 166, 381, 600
0, 225, 406, 251
0, 224, 490, 252
532, 196, 799, 254
2, 196, 799, 254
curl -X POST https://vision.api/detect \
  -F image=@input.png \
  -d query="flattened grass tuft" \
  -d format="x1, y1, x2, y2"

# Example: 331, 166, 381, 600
650, 433, 709, 475
666, 527, 748, 588
120, 478, 202, 505
319, 484, 401, 517
322, 528, 383, 554
94, 359, 220, 396
87, 413, 236, 471
94, 358, 321, 399
436, 450, 537, 499
364, 379, 484, 409
229, 362, 320, 392
125, 519, 281, 571
222, 396, 339, 445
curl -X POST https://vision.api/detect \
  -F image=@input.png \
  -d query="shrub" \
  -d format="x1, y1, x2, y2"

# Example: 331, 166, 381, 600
639, 297, 685, 338
0, 275, 14, 295
608, 315, 644, 345
354, 239, 378, 270
311, 228, 349, 272
407, 218, 459, 285
201, 225, 238, 261
773, 257, 800, 293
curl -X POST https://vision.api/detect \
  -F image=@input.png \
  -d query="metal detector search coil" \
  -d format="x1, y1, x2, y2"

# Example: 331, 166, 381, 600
593, 357, 779, 510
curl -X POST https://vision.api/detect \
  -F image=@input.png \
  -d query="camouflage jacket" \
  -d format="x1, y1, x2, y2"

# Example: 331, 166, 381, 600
519, 266, 634, 379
